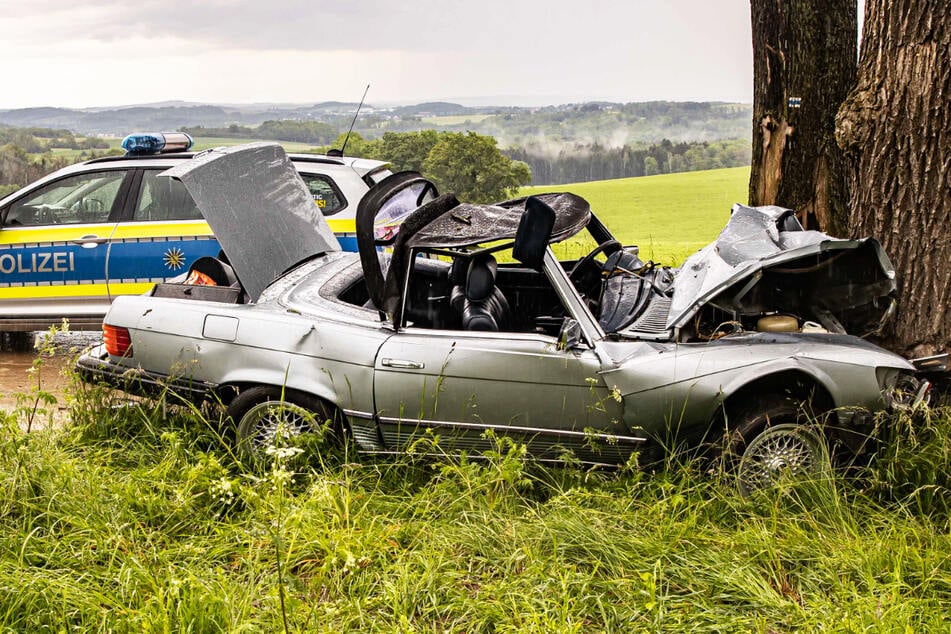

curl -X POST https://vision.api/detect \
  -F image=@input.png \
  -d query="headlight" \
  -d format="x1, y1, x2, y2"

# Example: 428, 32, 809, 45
877, 367, 930, 409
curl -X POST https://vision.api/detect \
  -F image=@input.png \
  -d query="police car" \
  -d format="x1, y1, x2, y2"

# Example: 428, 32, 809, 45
0, 132, 391, 334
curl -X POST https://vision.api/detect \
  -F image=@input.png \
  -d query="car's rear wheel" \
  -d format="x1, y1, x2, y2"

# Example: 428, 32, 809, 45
726, 396, 830, 496
226, 386, 340, 465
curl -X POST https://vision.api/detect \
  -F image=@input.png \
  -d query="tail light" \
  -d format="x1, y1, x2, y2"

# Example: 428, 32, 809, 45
103, 324, 133, 357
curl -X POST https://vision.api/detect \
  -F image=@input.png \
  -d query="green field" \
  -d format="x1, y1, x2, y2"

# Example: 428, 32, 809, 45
420, 114, 495, 126
522, 166, 750, 264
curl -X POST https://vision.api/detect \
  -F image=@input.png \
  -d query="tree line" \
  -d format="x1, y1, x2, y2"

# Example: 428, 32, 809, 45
0, 127, 109, 154
184, 120, 750, 185
507, 138, 750, 185
0, 144, 72, 195
0, 143, 118, 195
183, 120, 338, 145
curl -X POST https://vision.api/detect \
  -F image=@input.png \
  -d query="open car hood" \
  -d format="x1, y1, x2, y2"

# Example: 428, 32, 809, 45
660, 204, 896, 334
161, 142, 340, 302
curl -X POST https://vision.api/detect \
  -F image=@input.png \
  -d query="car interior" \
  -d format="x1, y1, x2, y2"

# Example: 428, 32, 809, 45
393, 243, 676, 338
398, 249, 570, 336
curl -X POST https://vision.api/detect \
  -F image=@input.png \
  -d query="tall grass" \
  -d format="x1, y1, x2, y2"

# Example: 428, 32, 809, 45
1, 379, 950, 630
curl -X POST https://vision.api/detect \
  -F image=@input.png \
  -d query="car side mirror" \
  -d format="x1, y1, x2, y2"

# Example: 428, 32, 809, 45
513, 196, 555, 270
557, 317, 584, 351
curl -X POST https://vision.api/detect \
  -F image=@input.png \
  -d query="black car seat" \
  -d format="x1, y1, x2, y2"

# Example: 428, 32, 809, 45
456, 254, 511, 331
448, 256, 468, 320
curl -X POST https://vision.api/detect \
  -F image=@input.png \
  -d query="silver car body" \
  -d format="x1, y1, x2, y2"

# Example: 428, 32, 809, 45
78, 144, 915, 464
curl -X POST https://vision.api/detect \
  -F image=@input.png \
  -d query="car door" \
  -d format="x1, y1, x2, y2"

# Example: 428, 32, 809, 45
0, 168, 132, 326
373, 327, 632, 464
105, 168, 222, 298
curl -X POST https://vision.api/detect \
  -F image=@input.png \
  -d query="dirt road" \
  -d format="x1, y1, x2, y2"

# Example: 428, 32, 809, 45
0, 332, 100, 425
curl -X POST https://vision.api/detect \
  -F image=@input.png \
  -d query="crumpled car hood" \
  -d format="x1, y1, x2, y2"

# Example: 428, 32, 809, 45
614, 204, 896, 338
161, 142, 340, 302
599, 205, 896, 340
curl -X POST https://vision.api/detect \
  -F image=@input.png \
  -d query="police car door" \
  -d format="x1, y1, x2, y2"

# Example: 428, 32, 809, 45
0, 169, 131, 328
104, 168, 221, 298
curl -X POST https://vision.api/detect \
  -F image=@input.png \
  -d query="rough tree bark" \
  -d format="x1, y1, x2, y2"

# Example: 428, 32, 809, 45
836, 0, 951, 355
749, 0, 856, 235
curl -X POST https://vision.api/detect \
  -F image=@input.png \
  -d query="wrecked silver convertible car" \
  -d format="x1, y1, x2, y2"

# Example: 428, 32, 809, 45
77, 142, 925, 490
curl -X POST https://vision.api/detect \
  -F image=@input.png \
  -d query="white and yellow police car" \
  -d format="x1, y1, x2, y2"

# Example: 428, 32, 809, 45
0, 132, 391, 334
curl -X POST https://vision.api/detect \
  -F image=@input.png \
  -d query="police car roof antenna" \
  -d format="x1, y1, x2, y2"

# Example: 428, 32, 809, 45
337, 84, 369, 157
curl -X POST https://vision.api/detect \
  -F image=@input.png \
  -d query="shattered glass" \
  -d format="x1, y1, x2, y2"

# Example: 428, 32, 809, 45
374, 181, 436, 242
407, 193, 591, 249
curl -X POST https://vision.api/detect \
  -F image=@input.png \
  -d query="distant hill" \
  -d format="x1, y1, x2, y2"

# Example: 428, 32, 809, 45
0, 105, 247, 136
392, 102, 476, 116
0, 100, 752, 147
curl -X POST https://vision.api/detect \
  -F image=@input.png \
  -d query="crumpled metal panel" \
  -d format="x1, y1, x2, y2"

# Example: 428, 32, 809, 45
161, 142, 340, 302
713, 205, 826, 266
663, 203, 895, 330
406, 192, 591, 249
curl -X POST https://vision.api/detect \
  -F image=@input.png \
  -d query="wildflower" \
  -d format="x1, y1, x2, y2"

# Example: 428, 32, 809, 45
265, 445, 305, 460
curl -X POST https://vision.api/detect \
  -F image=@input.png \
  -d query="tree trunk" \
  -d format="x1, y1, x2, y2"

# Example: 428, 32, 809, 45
836, 0, 951, 355
749, 0, 856, 235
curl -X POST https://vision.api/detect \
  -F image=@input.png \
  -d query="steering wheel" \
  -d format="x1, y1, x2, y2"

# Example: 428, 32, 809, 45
568, 240, 621, 284
37, 205, 61, 224
81, 198, 105, 214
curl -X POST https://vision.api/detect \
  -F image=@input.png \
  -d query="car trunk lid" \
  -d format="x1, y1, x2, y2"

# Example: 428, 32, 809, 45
161, 142, 340, 302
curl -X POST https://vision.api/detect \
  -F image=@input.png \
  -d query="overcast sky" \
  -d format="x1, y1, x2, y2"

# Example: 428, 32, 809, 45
0, 0, 756, 110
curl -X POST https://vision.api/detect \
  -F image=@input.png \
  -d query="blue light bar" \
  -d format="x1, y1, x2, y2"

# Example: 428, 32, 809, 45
121, 132, 194, 155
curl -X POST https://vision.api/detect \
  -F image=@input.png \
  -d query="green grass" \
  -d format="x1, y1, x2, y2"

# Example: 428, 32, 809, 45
523, 166, 750, 264
2, 355, 951, 631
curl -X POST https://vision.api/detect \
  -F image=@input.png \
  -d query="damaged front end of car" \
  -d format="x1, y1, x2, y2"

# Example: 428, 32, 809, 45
604, 204, 897, 343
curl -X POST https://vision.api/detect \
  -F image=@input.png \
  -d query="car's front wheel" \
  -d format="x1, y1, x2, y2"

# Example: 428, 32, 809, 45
226, 386, 340, 465
726, 396, 830, 496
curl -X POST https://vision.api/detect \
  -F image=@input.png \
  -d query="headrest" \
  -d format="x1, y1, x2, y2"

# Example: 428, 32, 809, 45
449, 257, 468, 286
466, 255, 497, 301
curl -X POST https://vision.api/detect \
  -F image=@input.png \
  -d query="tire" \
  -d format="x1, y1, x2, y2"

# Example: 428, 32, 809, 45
725, 396, 830, 496
226, 386, 340, 465
2, 331, 35, 352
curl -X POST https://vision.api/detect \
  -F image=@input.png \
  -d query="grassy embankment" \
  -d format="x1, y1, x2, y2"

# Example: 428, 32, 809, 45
1, 374, 950, 631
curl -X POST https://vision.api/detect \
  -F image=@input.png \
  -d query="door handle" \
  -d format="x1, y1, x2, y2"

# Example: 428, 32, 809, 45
381, 358, 425, 369
71, 234, 108, 248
